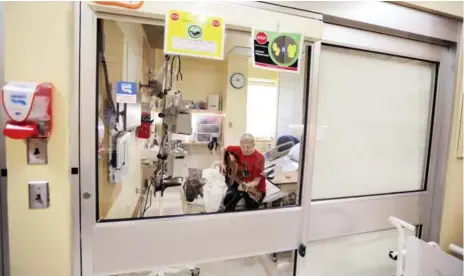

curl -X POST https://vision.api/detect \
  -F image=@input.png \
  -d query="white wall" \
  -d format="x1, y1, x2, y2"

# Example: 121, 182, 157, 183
400, 1, 463, 18
276, 69, 305, 139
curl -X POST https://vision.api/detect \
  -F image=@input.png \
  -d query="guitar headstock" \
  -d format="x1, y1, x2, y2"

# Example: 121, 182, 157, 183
224, 151, 238, 164
224, 151, 242, 176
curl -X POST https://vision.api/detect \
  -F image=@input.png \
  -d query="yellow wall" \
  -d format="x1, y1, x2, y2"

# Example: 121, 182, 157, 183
153, 48, 227, 103
177, 56, 226, 102
223, 30, 280, 145
223, 59, 279, 146
98, 20, 124, 219
248, 63, 279, 80
99, 20, 146, 220
439, 33, 463, 251
3, 2, 73, 276
224, 55, 249, 146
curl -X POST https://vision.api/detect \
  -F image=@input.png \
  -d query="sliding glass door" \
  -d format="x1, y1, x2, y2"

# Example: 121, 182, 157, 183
77, 2, 453, 276
298, 24, 451, 276
78, 2, 323, 275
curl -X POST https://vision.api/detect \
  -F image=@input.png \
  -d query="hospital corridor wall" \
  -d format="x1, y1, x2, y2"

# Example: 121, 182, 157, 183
2, 2, 74, 276
0, 1, 462, 276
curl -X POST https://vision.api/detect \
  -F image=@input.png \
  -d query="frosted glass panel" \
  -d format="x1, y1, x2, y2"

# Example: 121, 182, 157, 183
307, 229, 415, 276
313, 45, 436, 199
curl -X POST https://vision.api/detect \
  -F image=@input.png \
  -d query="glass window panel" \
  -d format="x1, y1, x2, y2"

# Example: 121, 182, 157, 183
307, 229, 415, 276
246, 81, 279, 140
312, 45, 436, 199
108, 250, 296, 276
95, 19, 309, 221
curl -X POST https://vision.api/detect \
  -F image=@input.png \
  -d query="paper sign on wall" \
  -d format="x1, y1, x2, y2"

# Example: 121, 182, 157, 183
116, 81, 137, 104
252, 29, 303, 73
164, 10, 225, 60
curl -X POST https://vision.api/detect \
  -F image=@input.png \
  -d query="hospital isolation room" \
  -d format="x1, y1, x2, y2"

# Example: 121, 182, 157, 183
97, 19, 307, 275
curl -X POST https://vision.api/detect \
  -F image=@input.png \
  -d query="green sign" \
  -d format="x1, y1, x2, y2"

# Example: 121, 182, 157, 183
188, 24, 202, 38
252, 29, 303, 73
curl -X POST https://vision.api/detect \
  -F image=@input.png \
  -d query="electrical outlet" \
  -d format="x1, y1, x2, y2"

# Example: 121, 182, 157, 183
28, 181, 50, 209
27, 138, 48, 165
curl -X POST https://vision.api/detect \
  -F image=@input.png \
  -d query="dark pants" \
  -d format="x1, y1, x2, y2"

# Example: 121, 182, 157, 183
223, 182, 265, 212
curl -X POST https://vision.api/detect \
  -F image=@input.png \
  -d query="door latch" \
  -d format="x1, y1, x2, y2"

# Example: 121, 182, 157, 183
298, 243, 306, 257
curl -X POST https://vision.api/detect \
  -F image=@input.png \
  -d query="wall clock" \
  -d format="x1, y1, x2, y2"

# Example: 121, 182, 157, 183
230, 73, 246, 89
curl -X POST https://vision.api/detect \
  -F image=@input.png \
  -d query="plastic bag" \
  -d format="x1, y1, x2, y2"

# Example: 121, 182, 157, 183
202, 164, 227, 212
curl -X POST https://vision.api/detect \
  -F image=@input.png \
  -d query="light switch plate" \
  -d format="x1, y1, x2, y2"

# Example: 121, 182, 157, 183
27, 138, 48, 165
28, 181, 50, 209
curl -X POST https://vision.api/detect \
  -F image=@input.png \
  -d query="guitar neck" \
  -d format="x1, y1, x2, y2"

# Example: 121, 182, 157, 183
229, 173, 245, 186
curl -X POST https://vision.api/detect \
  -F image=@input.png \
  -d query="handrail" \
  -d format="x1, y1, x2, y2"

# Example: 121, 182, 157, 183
389, 216, 416, 276
449, 243, 464, 256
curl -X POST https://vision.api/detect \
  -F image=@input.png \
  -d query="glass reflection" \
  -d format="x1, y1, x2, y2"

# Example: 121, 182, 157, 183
96, 19, 308, 220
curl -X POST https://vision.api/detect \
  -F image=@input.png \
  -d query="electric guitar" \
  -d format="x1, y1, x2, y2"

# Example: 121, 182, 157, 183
223, 151, 264, 203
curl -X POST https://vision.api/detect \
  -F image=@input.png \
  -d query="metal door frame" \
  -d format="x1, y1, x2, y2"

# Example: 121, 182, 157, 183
73, 2, 460, 276
300, 24, 455, 246
0, 2, 10, 276
297, 20, 458, 275
303, 23, 456, 244
76, 2, 322, 275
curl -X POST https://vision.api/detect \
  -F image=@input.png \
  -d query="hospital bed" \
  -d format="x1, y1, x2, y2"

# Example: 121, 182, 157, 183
264, 141, 300, 178
263, 142, 300, 205
388, 216, 463, 276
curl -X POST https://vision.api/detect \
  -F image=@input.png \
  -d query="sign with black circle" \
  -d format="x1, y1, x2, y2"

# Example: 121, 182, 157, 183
252, 29, 303, 73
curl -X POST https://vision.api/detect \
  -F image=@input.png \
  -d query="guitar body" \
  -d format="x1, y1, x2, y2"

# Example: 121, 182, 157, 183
223, 151, 264, 203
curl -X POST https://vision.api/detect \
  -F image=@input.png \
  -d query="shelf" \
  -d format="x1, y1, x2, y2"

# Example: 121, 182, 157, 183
190, 109, 224, 116
182, 141, 209, 145
197, 123, 221, 126
153, 108, 224, 116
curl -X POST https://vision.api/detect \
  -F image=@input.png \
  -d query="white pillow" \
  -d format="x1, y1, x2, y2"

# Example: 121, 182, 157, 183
289, 124, 304, 139
288, 143, 301, 162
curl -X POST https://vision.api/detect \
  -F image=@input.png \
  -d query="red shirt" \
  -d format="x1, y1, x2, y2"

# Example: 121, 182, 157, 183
226, 146, 266, 193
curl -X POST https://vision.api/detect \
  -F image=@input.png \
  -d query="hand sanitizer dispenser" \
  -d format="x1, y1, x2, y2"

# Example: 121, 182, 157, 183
2, 82, 53, 139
